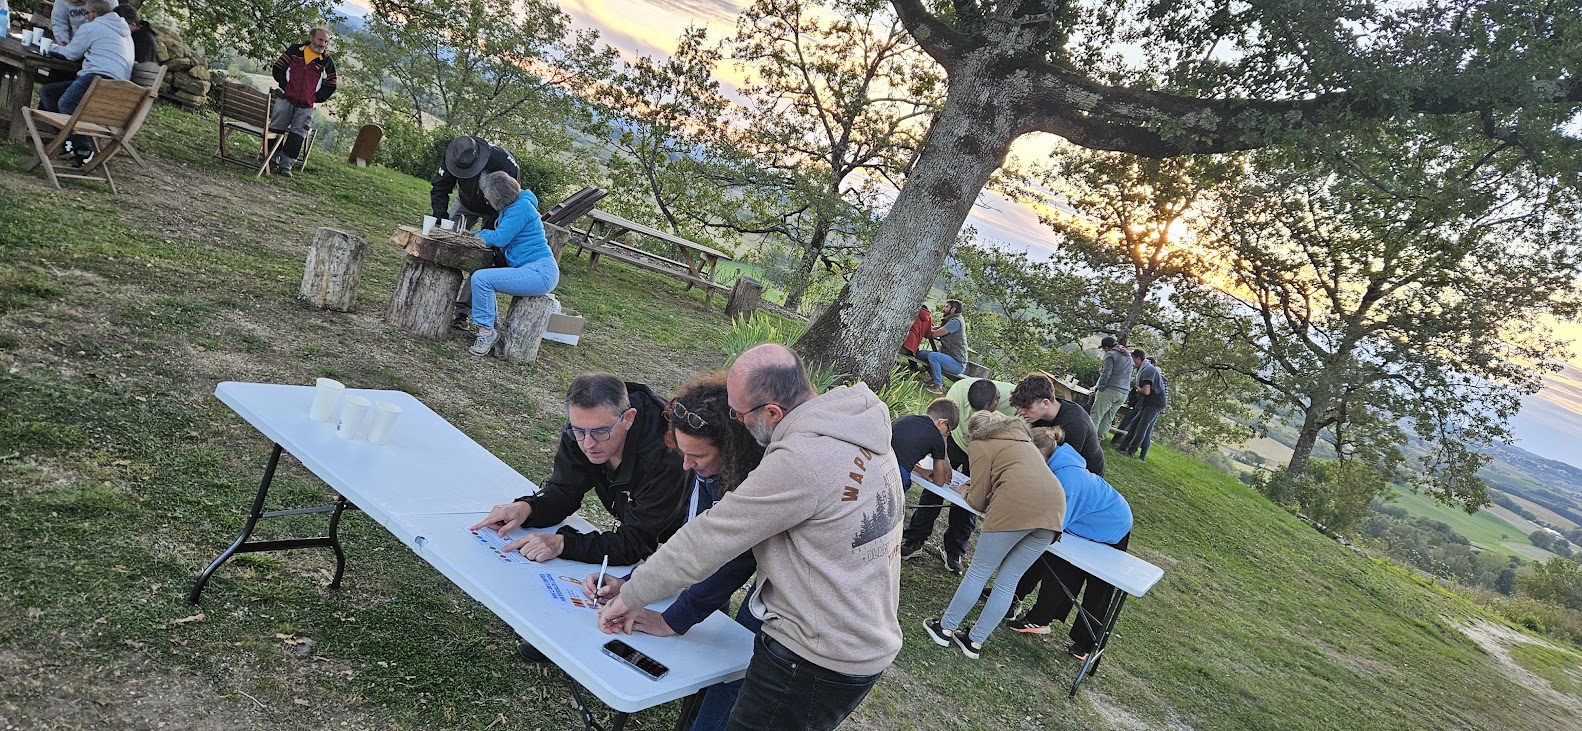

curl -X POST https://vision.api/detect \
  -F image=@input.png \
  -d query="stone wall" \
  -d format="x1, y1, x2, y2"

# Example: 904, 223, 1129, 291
152, 27, 211, 109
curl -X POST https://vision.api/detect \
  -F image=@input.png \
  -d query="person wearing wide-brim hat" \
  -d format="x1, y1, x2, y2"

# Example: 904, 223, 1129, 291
432, 135, 524, 329
430, 135, 521, 231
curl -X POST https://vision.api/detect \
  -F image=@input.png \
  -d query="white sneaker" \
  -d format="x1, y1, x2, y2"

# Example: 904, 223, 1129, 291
468, 330, 499, 355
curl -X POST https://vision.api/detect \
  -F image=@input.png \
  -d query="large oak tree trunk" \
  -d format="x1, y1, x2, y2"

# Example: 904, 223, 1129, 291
795, 63, 1026, 386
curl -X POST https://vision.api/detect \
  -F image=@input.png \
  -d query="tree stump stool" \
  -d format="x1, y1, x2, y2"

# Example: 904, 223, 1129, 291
726, 276, 763, 320
545, 223, 570, 263
299, 227, 368, 312
385, 225, 494, 339
494, 295, 556, 363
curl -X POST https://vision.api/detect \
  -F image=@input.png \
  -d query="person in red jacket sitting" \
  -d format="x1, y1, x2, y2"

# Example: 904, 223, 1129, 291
267, 27, 338, 176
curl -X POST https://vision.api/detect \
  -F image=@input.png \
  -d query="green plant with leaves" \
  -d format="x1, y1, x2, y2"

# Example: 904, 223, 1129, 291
139, 0, 339, 59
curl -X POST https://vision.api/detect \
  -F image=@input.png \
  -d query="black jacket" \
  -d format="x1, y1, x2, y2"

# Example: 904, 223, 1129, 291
1028, 398, 1106, 477
515, 382, 688, 565
430, 142, 520, 226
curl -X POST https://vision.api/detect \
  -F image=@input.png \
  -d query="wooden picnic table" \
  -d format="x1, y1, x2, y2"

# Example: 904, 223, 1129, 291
573, 209, 733, 306
0, 33, 79, 141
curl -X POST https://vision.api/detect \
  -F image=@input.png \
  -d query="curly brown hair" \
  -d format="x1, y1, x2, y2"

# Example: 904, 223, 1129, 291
664, 373, 766, 492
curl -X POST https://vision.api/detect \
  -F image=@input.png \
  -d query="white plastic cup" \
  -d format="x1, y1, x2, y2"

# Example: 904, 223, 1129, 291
421, 215, 437, 236
308, 377, 345, 421
367, 401, 402, 444
338, 394, 372, 439
39, 38, 53, 55
439, 219, 456, 231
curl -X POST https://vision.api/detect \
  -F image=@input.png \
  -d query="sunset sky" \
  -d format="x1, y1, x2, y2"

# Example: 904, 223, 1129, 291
344, 0, 1582, 469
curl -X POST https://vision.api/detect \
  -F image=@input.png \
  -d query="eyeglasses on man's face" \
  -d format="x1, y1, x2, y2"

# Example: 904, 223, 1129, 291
665, 401, 708, 429
729, 402, 775, 421
565, 421, 621, 443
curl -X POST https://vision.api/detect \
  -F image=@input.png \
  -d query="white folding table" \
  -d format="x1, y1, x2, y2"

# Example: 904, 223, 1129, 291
194, 382, 754, 730
910, 459, 1164, 695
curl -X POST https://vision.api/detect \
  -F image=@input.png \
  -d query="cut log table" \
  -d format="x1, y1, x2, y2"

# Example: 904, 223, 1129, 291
385, 225, 494, 339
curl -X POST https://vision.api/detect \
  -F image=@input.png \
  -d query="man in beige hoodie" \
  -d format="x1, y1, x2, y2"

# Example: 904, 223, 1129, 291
598, 344, 903, 731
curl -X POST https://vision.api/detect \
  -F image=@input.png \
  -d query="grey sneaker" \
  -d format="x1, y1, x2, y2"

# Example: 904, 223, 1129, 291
943, 549, 964, 574
900, 542, 923, 560
468, 329, 499, 355
922, 618, 954, 647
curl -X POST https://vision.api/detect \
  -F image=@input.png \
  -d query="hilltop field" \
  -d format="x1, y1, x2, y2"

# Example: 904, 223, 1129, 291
3, 107, 1582, 731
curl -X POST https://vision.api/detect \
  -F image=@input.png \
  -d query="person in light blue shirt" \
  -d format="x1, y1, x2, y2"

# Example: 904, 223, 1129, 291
1006, 429, 1134, 660
466, 172, 559, 355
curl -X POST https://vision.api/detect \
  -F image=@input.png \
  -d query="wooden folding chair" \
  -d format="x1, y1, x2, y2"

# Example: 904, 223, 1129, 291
215, 82, 286, 177
120, 62, 167, 168
21, 76, 158, 194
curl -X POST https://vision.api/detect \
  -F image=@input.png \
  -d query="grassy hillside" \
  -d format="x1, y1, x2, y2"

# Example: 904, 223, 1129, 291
2, 106, 1581, 730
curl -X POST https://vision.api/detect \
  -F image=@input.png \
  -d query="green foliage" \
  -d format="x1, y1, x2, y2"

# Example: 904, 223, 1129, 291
338, 0, 614, 153
1359, 508, 1521, 594
1517, 557, 1582, 612
717, 312, 850, 391
1258, 459, 1391, 532
941, 238, 1084, 376
148, 0, 339, 59
375, 118, 449, 180
872, 366, 930, 419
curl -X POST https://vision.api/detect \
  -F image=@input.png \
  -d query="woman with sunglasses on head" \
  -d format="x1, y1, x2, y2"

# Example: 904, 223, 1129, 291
584, 373, 766, 731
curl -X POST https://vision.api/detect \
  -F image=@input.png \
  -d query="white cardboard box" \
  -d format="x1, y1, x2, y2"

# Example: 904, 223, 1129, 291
542, 310, 585, 346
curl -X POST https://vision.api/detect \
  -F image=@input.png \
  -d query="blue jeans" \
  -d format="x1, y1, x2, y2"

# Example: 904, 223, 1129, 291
724, 633, 883, 731
469, 257, 560, 329
922, 350, 964, 386
941, 528, 1056, 644
39, 73, 109, 114
690, 586, 763, 731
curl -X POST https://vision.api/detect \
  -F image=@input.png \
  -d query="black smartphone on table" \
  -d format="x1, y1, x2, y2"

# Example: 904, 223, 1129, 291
602, 639, 670, 680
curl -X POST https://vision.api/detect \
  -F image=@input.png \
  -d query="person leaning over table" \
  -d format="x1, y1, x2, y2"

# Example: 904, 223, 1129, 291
430, 135, 522, 329
39, 0, 132, 167
461, 172, 559, 356
1009, 371, 1105, 477
901, 377, 1016, 573
599, 343, 904, 731
52, 0, 91, 43
471, 372, 687, 565
891, 397, 960, 491
1004, 427, 1133, 660
922, 410, 1065, 660
584, 374, 766, 731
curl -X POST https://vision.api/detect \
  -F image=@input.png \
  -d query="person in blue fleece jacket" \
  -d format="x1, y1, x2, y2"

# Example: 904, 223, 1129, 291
465, 171, 559, 355
1008, 429, 1134, 660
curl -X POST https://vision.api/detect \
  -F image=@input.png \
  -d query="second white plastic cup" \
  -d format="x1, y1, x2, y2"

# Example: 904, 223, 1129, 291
338, 394, 372, 439
40, 38, 53, 55
439, 219, 456, 231
421, 215, 437, 236
367, 401, 402, 444
308, 377, 345, 421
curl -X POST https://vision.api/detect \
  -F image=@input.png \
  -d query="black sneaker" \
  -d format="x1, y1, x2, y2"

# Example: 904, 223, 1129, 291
922, 618, 954, 647
1005, 596, 1025, 620
953, 632, 983, 659
943, 550, 963, 574
72, 150, 94, 168
516, 639, 549, 663
900, 542, 923, 560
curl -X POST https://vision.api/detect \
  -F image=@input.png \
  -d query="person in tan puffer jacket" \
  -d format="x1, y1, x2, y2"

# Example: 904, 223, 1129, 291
923, 410, 1065, 658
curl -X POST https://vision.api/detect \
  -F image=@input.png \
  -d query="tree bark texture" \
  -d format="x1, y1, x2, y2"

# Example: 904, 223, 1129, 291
385, 255, 462, 340
795, 60, 1027, 386
545, 223, 570, 262
495, 295, 555, 363
298, 228, 368, 312
726, 276, 765, 320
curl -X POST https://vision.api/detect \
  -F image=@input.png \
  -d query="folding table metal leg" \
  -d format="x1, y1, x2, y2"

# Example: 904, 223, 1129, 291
561, 670, 629, 731
1068, 593, 1129, 698
188, 443, 359, 604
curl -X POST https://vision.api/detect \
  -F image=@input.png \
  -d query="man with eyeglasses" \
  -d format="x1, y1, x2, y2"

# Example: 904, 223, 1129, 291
600, 344, 904, 730
471, 373, 687, 566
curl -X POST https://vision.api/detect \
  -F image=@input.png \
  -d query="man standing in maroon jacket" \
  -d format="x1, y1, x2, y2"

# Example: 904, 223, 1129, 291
268, 27, 338, 176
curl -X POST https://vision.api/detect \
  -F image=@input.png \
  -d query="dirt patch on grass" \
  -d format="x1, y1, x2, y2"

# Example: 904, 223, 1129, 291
1457, 620, 1582, 720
